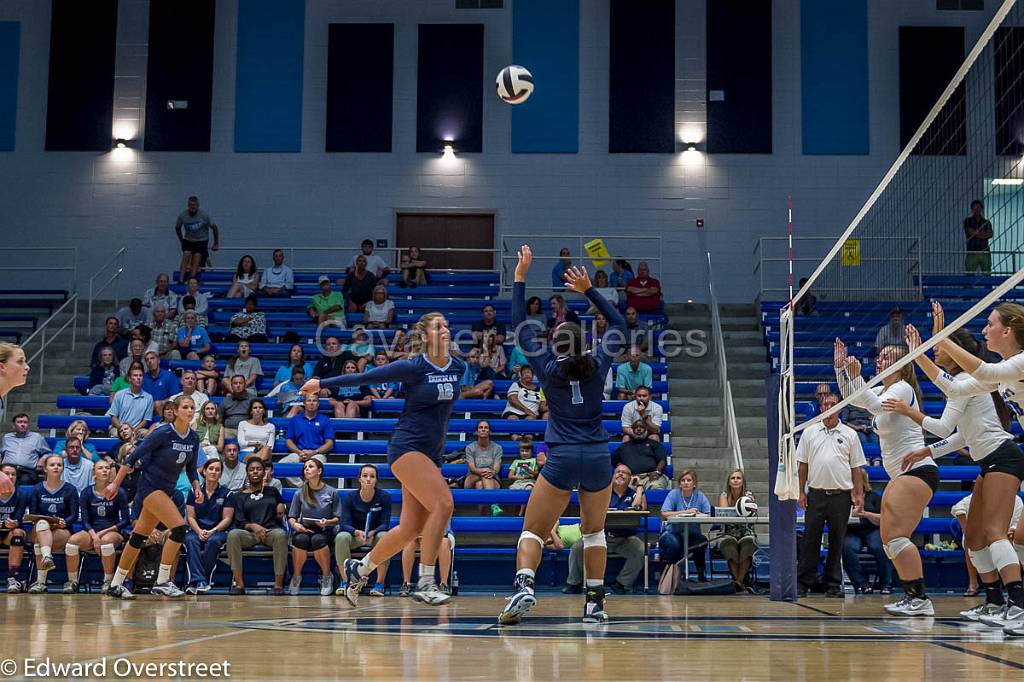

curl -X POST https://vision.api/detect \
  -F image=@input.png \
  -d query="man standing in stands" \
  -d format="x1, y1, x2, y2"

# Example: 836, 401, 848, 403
175, 195, 220, 284
964, 199, 994, 276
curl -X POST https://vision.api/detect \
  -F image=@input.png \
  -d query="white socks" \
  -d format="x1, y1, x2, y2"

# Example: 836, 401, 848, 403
157, 564, 172, 585
110, 567, 129, 589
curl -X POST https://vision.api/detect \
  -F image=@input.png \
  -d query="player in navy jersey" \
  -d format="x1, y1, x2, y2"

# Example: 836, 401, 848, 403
0, 463, 28, 593
65, 459, 129, 594
27, 454, 80, 593
103, 395, 203, 600
0, 343, 30, 497
499, 245, 627, 625
302, 313, 466, 606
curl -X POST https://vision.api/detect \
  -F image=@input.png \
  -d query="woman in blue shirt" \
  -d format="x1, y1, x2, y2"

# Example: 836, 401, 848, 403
659, 469, 712, 582
335, 464, 392, 598
274, 344, 316, 385
65, 459, 129, 594
184, 459, 234, 594
28, 454, 80, 593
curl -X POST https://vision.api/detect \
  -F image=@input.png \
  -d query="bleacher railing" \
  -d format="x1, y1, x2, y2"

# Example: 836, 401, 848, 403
20, 294, 78, 384
87, 247, 126, 335
705, 251, 744, 472
211, 246, 500, 274
0, 247, 77, 293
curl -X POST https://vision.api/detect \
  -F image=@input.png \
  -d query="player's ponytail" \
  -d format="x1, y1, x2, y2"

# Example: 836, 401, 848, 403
410, 312, 445, 357
552, 322, 593, 381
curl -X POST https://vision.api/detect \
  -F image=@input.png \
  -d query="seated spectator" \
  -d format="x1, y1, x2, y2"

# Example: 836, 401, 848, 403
587, 312, 609, 351
226, 458, 287, 595
219, 375, 253, 439
329, 359, 372, 418
287, 459, 339, 596
218, 442, 248, 493
118, 338, 147, 376
64, 459, 128, 593
587, 270, 619, 312
59, 437, 94, 493
308, 276, 347, 326
226, 295, 268, 343
874, 307, 906, 354
105, 366, 153, 437
623, 307, 649, 354
91, 317, 128, 366
621, 386, 663, 441
844, 468, 894, 595
387, 329, 411, 361
363, 285, 395, 329
221, 341, 263, 397
236, 399, 274, 462
508, 437, 543, 491
196, 354, 220, 396
551, 247, 571, 288
546, 294, 580, 331
546, 519, 582, 551
177, 295, 208, 331
525, 296, 546, 326
110, 425, 140, 500
53, 419, 99, 462
472, 304, 507, 345
1, 413, 51, 485
615, 348, 653, 400
147, 402, 178, 440
718, 469, 759, 592
282, 393, 335, 487
336, 464, 392, 597
479, 330, 507, 380
795, 277, 817, 316
132, 323, 158, 356
226, 254, 260, 299
367, 352, 399, 399
194, 401, 224, 462
564, 464, 646, 595
503, 366, 546, 421
464, 420, 504, 516
625, 261, 663, 313
345, 326, 374, 370
341, 255, 377, 312
88, 346, 120, 396
262, 459, 283, 492
266, 366, 307, 418
169, 369, 209, 421
116, 298, 152, 336
459, 347, 494, 399
399, 525, 454, 597
142, 351, 180, 415
0, 462, 29, 592
347, 238, 390, 281
177, 311, 212, 360
261, 249, 295, 298
27, 454, 79, 593
610, 259, 634, 290
149, 304, 180, 360
184, 459, 234, 594
658, 470, 712, 582
507, 342, 530, 380
177, 277, 211, 320
399, 246, 428, 287
314, 336, 359, 394
612, 423, 669, 490
274, 344, 315, 385
142, 273, 178, 317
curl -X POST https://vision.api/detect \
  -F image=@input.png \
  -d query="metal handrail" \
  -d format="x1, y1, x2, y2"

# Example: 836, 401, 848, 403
20, 294, 79, 385
705, 251, 744, 472
209, 246, 501, 273
0, 247, 77, 292
87, 248, 126, 336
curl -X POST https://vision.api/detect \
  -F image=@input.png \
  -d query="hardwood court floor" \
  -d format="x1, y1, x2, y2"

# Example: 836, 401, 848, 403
1, 593, 1023, 681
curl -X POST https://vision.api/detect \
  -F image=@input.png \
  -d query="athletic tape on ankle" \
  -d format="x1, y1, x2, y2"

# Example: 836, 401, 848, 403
969, 546, 997, 574
64, 544, 79, 557
989, 539, 1020, 571
583, 531, 607, 549
518, 530, 544, 549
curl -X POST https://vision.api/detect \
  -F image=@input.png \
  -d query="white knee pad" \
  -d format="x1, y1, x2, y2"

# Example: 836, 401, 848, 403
517, 531, 544, 549
582, 531, 607, 550
100, 544, 115, 557
989, 539, 1020, 571
64, 544, 79, 557
883, 536, 913, 560
969, 546, 997, 574
35, 519, 49, 533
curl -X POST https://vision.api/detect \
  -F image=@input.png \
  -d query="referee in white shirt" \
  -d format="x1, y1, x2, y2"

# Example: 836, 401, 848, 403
796, 393, 866, 597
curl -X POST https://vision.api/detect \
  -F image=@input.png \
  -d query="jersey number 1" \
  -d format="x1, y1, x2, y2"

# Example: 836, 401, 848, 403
437, 383, 454, 401
570, 380, 583, 405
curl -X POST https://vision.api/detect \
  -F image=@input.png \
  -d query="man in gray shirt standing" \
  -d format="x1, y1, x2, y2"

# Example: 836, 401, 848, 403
175, 195, 220, 284
0, 413, 51, 486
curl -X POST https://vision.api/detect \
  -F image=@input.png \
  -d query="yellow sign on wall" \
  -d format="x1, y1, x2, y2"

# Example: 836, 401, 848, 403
841, 239, 861, 266
584, 238, 610, 268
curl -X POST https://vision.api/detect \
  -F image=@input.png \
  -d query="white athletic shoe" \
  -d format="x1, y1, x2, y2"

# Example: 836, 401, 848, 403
288, 574, 302, 596
27, 581, 47, 594
319, 575, 334, 597
883, 596, 934, 617
978, 604, 1024, 628
583, 586, 609, 624
6, 577, 23, 594
960, 602, 1004, 622
106, 584, 135, 600
498, 590, 537, 625
38, 555, 55, 572
100, 577, 112, 595
412, 582, 451, 606
150, 581, 185, 598
342, 559, 368, 607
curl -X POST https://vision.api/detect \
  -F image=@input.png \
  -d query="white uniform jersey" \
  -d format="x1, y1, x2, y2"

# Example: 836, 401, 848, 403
836, 370, 933, 479
921, 372, 1012, 462
933, 351, 1024, 427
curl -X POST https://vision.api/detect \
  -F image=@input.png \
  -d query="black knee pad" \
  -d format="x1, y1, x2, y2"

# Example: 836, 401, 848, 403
168, 525, 187, 544
9, 534, 24, 546
309, 533, 328, 551
128, 532, 147, 549
291, 533, 311, 551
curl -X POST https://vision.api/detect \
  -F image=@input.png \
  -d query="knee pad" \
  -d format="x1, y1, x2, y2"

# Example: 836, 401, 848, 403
310, 534, 328, 551
883, 536, 913, 560
582, 531, 607, 550
168, 525, 187, 544
34, 519, 49, 533
64, 544, 79, 557
517, 530, 544, 550
292, 533, 311, 551
100, 543, 115, 557
9, 534, 24, 547
988, 539, 1020, 571
128, 532, 147, 549
969, 546, 997, 574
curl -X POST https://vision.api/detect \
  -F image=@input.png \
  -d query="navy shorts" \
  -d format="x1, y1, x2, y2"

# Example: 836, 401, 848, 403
900, 464, 940, 493
977, 439, 1024, 481
134, 480, 178, 508
387, 440, 443, 467
540, 443, 613, 493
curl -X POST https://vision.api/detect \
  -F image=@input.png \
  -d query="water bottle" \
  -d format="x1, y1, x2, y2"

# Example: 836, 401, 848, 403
451, 569, 459, 596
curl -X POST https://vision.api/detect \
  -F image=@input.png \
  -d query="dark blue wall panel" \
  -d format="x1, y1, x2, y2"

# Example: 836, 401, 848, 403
234, 0, 304, 152
326, 23, 394, 152
0, 22, 19, 152
899, 26, 965, 156
417, 24, 484, 153
511, 0, 578, 153
800, 0, 868, 155
994, 27, 1024, 156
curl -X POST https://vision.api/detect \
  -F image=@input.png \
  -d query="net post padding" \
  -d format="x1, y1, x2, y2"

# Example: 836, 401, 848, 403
775, 306, 799, 501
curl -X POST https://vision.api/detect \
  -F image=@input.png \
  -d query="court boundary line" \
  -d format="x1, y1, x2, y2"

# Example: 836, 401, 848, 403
930, 642, 1024, 670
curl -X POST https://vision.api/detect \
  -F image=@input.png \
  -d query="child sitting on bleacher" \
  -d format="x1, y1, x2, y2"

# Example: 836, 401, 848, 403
266, 366, 306, 418
345, 327, 374, 371
367, 352, 399, 399
508, 437, 540, 491
196, 354, 221, 397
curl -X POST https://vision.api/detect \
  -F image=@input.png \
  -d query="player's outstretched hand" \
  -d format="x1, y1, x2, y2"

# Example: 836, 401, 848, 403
931, 299, 945, 336
905, 324, 922, 352
833, 338, 848, 369
515, 245, 533, 282
300, 378, 321, 396
563, 266, 592, 294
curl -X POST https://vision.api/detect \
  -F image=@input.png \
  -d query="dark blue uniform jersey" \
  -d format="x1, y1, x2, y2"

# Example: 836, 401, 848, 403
80, 486, 129, 533
125, 423, 200, 497
30, 482, 79, 526
512, 282, 626, 445
0, 489, 26, 526
321, 354, 466, 463
187, 484, 232, 530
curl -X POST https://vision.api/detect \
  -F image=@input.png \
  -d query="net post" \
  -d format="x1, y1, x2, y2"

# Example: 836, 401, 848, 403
767, 372, 797, 601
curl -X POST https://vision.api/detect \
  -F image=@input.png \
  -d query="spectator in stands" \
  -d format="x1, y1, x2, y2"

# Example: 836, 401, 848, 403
149, 304, 180, 360
53, 419, 99, 462
88, 347, 120, 396
116, 298, 152, 336
508, 342, 530, 381
587, 270, 619, 313
282, 392, 334, 487
142, 351, 179, 415
718, 469, 759, 592
218, 442, 247, 493
626, 261, 663, 313
472, 304, 507, 345
615, 347, 653, 400
508, 437, 542, 501
546, 294, 580, 332
459, 347, 494, 399
227, 295, 268, 343
275, 344, 314, 385
91, 317, 128, 366
226, 458, 287, 595
329, 359, 372, 418
399, 246, 427, 287
525, 296, 545, 326
170, 369, 209, 422
795, 277, 817, 316
177, 278, 211, 321
287, 459, 339, 596
261, 249, 294, 298
612, 422, 669, 490
132, 324, 158, 357
479, 330, 508, 380
843, 468, 893, 596
795, 393, 866, 597
345, 327, 374, 370
1, 463, 27, 592
143, 273, 178, 317
237, 399, 275, 462
175, 195, 220, 284
659, 469, 712, 582
1, 413, 50, 485
610, 259, 634, 290
106, 366, 153, 437
314, 336, 357, 392
364, 285, 395, 329
621, 385, 663, 442
177, 311, 212, 360
308, 276, 347, 326
464, 420, 505, 517
109, 359, 142, 398
551, 247, 572, 288
564, 463, 646, 595
588, 312, 609, 351
623, 306, 649, 354
964, 199, 994, 276
27, 454, 78, 593
221, 341, 263, 397
387, 329, 411, 361
348, 239, 390, 281
59, 436, 93, 493
226, 255, 260, 299
503, 365, 546, 421
873, 307, 907, 353
367, 352, 399, 399
183, 459, 234, 594
341, 255, 378, 312
336, 464, 392, 597
266, 366, 307, 418
194, 401, 223, 463
195, 354, 220, 396
263, 459, 283, 492
219, 375, 252, 439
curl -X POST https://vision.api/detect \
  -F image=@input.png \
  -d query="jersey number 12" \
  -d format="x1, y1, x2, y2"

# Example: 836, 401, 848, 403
437, 383, 454, 401
570, 380, 584, 405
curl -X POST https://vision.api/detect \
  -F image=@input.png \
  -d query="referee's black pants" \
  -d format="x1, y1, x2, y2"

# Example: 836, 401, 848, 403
798, 488, 852, 591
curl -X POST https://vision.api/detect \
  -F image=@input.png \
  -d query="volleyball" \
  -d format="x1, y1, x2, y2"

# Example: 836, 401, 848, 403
736, 496, 758, 517
496, 65, 534, 104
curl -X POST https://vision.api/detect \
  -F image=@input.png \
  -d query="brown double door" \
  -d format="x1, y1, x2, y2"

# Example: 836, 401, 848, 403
395, 213, 494, 270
